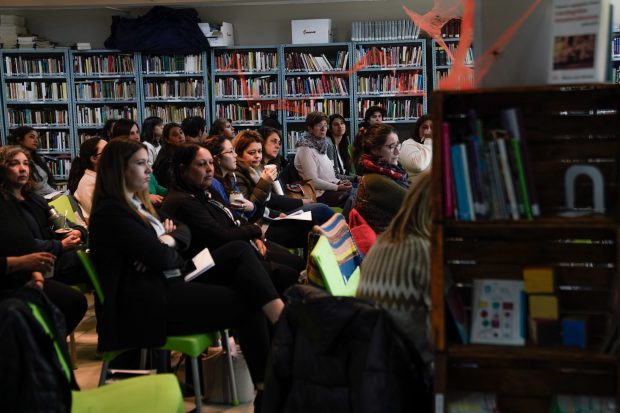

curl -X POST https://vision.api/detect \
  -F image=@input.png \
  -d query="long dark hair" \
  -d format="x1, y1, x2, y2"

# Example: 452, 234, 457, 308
140, 116, 163, 147
111, 118, 138, 140
102, 118, 117, 141
327, 114, 352, 174
208, 118, 232, 136
153, 123, 182, 172
0, 145, 37, 198
411, 114, 431, 144
201, 135, 234, 195
262, 113, 282, 130
257, 126, 280, 166
67, 137, 102, 194
8, 126, 55, 187
351, 124, 397, 167
171, 142, 203, 193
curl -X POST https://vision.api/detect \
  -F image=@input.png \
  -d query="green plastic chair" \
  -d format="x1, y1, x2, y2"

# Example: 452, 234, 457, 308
348, 146, 356, 175
49, 195, 77, 225
331, 207, 343, 214
67, 283, 90, 370
311, 235, 360, 297
77, 250, 239, 409
27, 302, 184, 413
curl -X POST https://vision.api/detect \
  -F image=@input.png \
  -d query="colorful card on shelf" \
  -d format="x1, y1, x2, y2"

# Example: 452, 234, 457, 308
444, 266, 469, 344
562, 316, 587, 347
523, 267, 554, 293
470, 279, 525, 346
529, 295, 559, 320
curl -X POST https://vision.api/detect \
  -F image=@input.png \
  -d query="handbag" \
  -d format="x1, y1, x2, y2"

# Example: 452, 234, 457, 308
283, 179, 317, 203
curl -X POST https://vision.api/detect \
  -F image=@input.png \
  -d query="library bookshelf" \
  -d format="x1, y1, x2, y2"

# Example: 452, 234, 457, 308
431, 37, 474, 91
612, 29, 620, 85
430, 85, 620, 413
280, 42, 354, 155
210, 45, 280, 137
142, 51, 210, 129
352, 39, 426, 140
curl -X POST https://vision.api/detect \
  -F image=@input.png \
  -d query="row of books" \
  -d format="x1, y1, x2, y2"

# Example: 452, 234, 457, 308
550, 394, 617, 413
356, 46, 423, 68
351, 20, 421, 42
444, 108, 540, 221
5, 81, 68, 102
144, 105, 206, 124
74, 54, 135, 75
215, 102, 275, 124
215, 52, 278, 72
0, 14, 27, 50
613, 38, 620, 58
436, 45, 474, 66
4, 56, 66, 76
446, 393, 498, 413
285, 99, 345, 120
357, 99, 423, 120
44, 155, 71, 179
7, 108, 69, 126
39, 131, 70, 152
287, 131, 300, 152
284, 76, 348, 97
75, 105, 138, 126
78, 133, 101, 147
436, 69, 474, 88
144, 79, 204, 100
141, 55, 202, 74
215, 77, 278, 98
441, 18, 462, 38
357, 73, 423, 95
284, 52, 349, 72
613, 67, 620, 84
74, 80, 137, 101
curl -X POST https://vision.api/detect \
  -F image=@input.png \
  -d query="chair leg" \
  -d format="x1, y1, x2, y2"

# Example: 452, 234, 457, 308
221, 331, 239, 406
69, 332, 78, 370
98, 360, 109, 387
140, 349, 147, 370
190, 356, 202, 413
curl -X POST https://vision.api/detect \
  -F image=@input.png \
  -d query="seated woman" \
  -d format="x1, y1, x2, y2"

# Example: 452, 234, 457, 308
352, 124, 410, 234
67, 137, 107, 223
356, 169, 432, 368
257, 126, 288, 173
161, 142, 302, 296
208, 118, 236, 140
0, 145, 89, 286
140, 116, 164, 167
8, 127, 57, 197
231, 131, 335, 226
89, 139, 283, 405
110, 118, 140, 141
152, 123, 186, 189
399, 114, 433, 181
0, 184, 87, 336
294, 112, 352, 207
327, 114, 359, 185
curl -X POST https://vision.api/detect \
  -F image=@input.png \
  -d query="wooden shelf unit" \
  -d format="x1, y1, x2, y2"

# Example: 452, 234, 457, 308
430, 85, 620, 413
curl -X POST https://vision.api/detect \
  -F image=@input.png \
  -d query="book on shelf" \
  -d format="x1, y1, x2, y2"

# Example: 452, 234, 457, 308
357, 99, 423, 121
76, 105, 138, 126
74, 54, 135, 75
71, 43, 91, 50
4, 56, 66, 76
284, 51, 348, 72
441, 18, 462, 38
43, 154, 71, 179
446, 393, 499, 413
145, 105, 206, 124
39, 131, 70, 152
74, 80, 136, 101
357, 72, 422, 95
8, 108, 69, 126
549, 394, 617, 413
5, 81, 68, 101
145, 78, 204, 100
215, 76, 278, 98
435, 68, 475, 88
356, 45, 422, 68
216, 102, 276, 124
215, 51, 278, 72
285, 75, 348, 97
286, 99, 345, 120
613, 37, 620, 58
142, 54, 202, 74
78, 132, 102, 147
435, 44, 474, 66
1, 14, 26, 25
287, 131, 301, 151
351, 20, 420, 42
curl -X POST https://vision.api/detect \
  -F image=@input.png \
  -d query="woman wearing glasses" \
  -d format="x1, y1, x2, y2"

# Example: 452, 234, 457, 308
351, 124, 410, 234
68, 137, 107, 223
294, 112, 352, 207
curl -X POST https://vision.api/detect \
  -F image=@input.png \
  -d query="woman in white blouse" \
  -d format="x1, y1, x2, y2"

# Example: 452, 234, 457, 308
67, 137, 107, 223
399, 114, 433, 181
294, 112, 352, 207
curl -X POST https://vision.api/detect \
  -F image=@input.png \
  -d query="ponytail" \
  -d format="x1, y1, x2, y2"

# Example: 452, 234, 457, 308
351, 127, 368, 167
67, 137, 102, 194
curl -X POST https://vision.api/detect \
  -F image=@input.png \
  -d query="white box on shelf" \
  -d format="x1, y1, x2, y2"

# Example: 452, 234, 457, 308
291, 19, 333, 44
201, 22, 234, 47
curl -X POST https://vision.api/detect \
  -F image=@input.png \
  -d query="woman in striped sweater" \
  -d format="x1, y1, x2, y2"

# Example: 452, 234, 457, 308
356, 169, 432, 367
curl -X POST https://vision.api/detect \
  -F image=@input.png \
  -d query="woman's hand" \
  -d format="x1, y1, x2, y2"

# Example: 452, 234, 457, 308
150, 194, 164, 206
7, 252, 55, 274
230, 197, 254, 213
158, 234, 177, 248
61, 232, 81, 251
302, 198, 314, 205
253, 239, 267, 258
254, 223, 266, 240
260, 167, 277, 183
32, 272, 45, 289
337, 183, 352, 192
422, 128, 433, 143
162, 219, 176, 234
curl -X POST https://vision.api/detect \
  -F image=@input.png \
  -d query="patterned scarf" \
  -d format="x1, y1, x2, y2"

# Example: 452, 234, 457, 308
295, 131, 328, 155
361, 155, 411, 189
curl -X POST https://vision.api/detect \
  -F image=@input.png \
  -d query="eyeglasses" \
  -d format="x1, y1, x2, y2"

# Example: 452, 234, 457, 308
384, 143, 402, 153
218, 149, 236, 156
314, 124, 328, 130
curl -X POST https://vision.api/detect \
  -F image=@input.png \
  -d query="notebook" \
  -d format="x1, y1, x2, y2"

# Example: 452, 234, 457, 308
184, 248, 215, 282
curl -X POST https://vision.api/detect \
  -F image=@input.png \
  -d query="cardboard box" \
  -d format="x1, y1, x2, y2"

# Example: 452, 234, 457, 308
200, 22, 234, 47
291, 19, 333, 44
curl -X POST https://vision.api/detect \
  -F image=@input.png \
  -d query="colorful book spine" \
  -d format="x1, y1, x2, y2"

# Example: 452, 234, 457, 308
451, 143, 475, 221
442, 123, 455, 218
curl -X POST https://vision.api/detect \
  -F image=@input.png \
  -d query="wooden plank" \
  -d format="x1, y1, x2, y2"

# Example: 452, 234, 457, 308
445, 225, 615, 240
431, 224, 445, 351
529, 138, 618, 161
497, 396, 551, 413
431, 93, 445, 223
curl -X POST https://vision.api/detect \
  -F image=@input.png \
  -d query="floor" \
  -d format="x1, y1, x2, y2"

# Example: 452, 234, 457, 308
72, 294, 255, 413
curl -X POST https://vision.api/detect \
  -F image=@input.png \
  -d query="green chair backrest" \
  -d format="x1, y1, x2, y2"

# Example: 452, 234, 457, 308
311, 235, 360, 297
27, 303, 71, 381
348, 145, 356, 175
49, 195, 77, 225
77, 250, 105, 304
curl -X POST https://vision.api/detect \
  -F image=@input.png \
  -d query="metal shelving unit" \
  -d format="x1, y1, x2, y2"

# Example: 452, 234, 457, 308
352, 39, 427, 140
431, 38, 474, 91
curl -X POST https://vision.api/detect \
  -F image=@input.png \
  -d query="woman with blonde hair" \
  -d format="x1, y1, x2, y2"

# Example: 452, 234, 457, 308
356, 169, 433, 368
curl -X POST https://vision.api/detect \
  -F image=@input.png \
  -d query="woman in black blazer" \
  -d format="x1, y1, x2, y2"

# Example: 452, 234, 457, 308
89, 138, 283, 396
